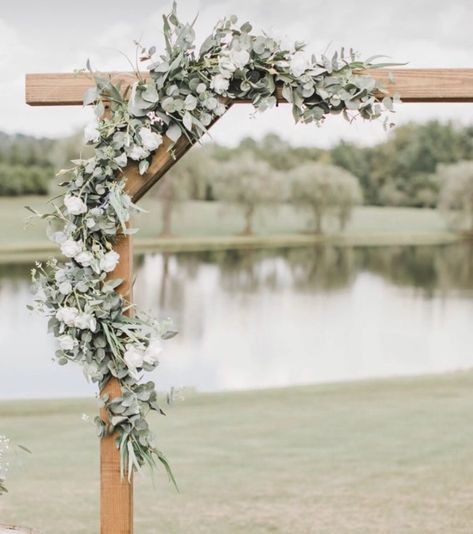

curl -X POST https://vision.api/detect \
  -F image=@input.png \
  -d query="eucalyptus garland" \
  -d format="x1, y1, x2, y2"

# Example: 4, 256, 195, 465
31, 2, 396, 483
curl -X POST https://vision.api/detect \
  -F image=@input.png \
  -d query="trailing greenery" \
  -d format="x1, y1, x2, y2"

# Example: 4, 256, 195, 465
31, 2, 394, 483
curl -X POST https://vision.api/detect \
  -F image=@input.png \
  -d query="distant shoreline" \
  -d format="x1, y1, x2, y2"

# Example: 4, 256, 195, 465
0, 231, 466, 264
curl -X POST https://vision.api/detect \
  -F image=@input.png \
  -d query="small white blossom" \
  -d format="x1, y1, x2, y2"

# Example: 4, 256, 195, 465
64, 195, 87, 216
85, 218, 96, 229
124, 345, 145, 369
144, 339, 163, 365
75, 251, 94, 267
74, 313, 97, 331
100, 250, 120, 273
59, 334, 77, 351
128, 145, 149, 161
84, 121, 101, 143
81, 413, 91, 422
290, 51, 311, 77
139, 127, 163, 151
210, 74, 230, 95
56, 306, 79, 326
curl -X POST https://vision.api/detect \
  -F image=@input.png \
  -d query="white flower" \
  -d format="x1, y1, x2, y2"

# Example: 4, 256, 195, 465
64, 195, 87, 215
139, 127, 162, 151
290, 51, 311, 77
124, 345, 145, 369
56, 306, 79, 326
144, 339, 163, 365
128, 145, 149, 161
210, 74, 230, 95
218, 55, 236, 76
85, 218, 96, 229
229, 49, 250, 69
58, 281, 73, 295
59, 334, 77, 351
81, 413, 91, 422
74, 313, 96, 331
84, 121, 100, 143
99, 250, 120, 273
114, 153, 128, 167
75, 251, 94, 267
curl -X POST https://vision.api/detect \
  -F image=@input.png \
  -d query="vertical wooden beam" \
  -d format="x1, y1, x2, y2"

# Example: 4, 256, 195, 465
100, 233, 134, 534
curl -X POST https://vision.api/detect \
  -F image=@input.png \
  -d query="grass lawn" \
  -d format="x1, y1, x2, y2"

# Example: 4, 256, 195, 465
0, 196, 459, 260
1, 373, 473, 533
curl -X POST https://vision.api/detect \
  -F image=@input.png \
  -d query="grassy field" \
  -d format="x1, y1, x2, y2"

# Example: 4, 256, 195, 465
0, 196, 459, 257
1, 373, 473, 533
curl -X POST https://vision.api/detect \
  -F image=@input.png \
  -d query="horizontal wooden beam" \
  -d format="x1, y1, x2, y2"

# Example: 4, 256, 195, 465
25, 68, 473, 106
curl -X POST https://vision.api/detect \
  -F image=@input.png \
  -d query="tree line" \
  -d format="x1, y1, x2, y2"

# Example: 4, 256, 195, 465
2, 121, 473, 232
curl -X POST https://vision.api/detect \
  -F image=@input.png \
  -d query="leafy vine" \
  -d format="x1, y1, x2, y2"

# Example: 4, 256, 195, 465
31, 2, 396, 484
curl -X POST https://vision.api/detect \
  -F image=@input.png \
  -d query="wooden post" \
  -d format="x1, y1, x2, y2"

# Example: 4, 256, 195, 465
100, 233, 134, 534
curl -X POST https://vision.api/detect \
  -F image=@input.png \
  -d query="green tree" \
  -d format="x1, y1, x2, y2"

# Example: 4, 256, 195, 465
289, 162, 362, 233
152, 145, 216, 236
210, 152, 281, 235
436, 161, 473, 232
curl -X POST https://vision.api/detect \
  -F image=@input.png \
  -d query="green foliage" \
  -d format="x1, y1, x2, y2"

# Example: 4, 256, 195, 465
289, 162, 362, 233
331, 121, 473, 207
210, 152, 282, 234
436, 161, 473, 231
0, 163, 52, 196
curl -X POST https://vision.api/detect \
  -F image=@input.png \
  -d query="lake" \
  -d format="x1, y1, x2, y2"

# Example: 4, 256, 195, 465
1, 243, 473, 399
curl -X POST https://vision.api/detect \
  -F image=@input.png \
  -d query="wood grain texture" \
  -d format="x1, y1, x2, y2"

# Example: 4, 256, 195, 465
100, 232, 134, 534
25, 68, 473, 106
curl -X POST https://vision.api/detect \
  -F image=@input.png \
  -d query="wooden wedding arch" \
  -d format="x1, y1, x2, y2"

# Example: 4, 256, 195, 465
24, 67, 473, 533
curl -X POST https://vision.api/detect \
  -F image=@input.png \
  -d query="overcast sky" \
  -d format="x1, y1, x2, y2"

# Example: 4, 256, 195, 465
1, 0, 472, 147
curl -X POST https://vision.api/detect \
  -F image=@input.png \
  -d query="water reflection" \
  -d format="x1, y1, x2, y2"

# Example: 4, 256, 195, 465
1, 243, 473, 399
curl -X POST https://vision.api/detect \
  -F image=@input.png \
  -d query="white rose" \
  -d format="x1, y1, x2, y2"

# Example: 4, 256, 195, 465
139, 128, 162, 151
218, 56, 236, 76
124, 345, 145, 369
56, 306, 79, 326
144, 339, 163, 365
61, 239, 82, 258
290, 51, 310, 77
229, 49, 250, 69
128, 145, 149, 161
75, 251, 94, 267
84, 121, 100, 143
59, 335, 77, 351
64, 195, 87, 215
99, 250, 120, 273
210, 74, 230, 95
58, 281, 73, 295
74, 313, 96, 331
